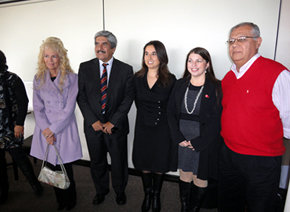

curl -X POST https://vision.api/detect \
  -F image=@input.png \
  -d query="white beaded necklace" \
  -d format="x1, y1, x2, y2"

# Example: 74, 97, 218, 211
184, 84, 204, 114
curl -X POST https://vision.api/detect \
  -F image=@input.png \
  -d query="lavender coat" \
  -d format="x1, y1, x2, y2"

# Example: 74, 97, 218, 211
30, 71, 82, 165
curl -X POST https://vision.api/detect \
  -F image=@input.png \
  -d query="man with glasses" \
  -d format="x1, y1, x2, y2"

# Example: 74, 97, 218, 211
219, 22, 290, 212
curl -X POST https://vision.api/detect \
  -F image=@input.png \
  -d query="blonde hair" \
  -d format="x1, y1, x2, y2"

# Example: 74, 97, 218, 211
36, 37, 74, 91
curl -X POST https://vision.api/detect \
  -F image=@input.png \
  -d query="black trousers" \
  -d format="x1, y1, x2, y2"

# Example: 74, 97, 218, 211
218, 143, 281, 212
84, 126, 128, 195
46, 162, 76, 206
0, 147, 38, 194
0, 149, 8, 200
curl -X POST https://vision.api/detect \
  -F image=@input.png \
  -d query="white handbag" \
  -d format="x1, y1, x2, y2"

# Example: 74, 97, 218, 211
38, 144, 70, 189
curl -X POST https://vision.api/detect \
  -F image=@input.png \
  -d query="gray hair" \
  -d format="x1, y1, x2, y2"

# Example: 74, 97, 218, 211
230, 22, 260, 38
94, 30, 117, 49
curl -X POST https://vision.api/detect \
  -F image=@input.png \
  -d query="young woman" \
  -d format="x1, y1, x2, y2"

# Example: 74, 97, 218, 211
168, 47, 222, 212
132, 40, 176, 212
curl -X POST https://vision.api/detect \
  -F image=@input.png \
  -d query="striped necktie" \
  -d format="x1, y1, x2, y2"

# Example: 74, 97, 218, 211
100, 63, 108, 114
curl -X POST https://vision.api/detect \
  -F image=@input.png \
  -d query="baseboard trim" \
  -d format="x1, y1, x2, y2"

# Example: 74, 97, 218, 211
73, 159, 179, 183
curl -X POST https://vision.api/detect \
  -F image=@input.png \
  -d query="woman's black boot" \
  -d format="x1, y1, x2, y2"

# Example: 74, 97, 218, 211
141, 172, 153, 212
152, 173, 164, 212
179, 180, 192, 212
191, 184, 207, 212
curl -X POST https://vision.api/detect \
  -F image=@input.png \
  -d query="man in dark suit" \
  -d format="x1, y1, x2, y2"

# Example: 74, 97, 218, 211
77, 31, 133, 206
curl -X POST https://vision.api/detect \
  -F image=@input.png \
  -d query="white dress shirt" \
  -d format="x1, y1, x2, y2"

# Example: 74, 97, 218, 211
99, 57, 114, 83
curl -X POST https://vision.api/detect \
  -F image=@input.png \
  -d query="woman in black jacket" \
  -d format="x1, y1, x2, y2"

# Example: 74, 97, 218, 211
167, 47, 222, 212
132, 41, 176, 212
0, 50, 42, 204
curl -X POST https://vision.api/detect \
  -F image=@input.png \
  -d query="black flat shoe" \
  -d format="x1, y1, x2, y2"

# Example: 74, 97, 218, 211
116, 192, 126, 205
32, 183, 43, 197
66, 202, 76, 211
0, 196, 8, 205
57, 203, 66, 211
92, 194, 105, 205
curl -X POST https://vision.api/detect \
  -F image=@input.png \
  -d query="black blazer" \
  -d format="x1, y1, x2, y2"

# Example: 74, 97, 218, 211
167, 76, 222, 180
77, 58, 133, 134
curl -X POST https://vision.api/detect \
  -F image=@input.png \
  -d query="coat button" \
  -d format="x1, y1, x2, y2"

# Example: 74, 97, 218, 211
154, 122, 157, 125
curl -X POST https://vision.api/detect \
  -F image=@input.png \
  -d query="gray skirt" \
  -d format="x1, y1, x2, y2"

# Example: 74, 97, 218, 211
178, 119, 200, 174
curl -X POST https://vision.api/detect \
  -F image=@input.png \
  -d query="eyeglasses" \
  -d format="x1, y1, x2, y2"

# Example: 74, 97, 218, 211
226, 36, 259, 45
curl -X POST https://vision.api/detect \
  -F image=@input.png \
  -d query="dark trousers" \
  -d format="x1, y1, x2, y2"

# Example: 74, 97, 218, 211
85, 126, 128, 195
0, 147, 39, 194
218, 143, 281, 212
46, 162, 76, 206
0, 149, 8, 201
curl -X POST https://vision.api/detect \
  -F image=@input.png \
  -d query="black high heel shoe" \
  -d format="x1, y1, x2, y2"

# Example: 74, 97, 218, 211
66, 201, 76, 211
57, 202, 66, 211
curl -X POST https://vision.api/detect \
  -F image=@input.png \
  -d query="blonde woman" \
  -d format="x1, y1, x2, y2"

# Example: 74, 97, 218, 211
30, 37, 82, 210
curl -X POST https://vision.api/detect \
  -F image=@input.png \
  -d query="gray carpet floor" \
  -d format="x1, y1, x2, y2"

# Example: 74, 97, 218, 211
0, 156, 217, 212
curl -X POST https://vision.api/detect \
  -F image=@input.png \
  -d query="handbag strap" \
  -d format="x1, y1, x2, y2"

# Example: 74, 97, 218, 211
40, 144, 50, 169
40, 144, 69, 178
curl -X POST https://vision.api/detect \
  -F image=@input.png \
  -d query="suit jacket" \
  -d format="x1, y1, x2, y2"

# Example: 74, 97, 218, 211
31, 71, 82, 165
167, 76, 222, 179
77, 57, 133, 134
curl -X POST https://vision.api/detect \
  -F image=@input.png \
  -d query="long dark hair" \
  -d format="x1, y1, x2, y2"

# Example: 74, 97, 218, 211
136, 40, 171, 87
183, 47, 222, 103
182, 47, 218, 83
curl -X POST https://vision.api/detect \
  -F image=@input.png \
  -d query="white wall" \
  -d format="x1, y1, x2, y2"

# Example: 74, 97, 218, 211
0, 0, 287, 175
106, 0, 280, 79
276, 0, 290, 69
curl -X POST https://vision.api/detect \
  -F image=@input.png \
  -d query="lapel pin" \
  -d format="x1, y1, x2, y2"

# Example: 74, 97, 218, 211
205, 94, 209, 98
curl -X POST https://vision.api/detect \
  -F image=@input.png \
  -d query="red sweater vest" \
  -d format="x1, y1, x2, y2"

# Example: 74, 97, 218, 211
221, 57, 286, 156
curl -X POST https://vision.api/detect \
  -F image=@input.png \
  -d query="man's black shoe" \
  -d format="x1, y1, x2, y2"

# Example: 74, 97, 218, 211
57, 202, 66, 211
116, 192, 126, 205
66, 201, 76, 210
92, 194, 105, 205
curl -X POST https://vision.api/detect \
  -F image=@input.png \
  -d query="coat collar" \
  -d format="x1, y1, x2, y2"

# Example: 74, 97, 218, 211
106, 57, 118, 93
44, 70, 70, 92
